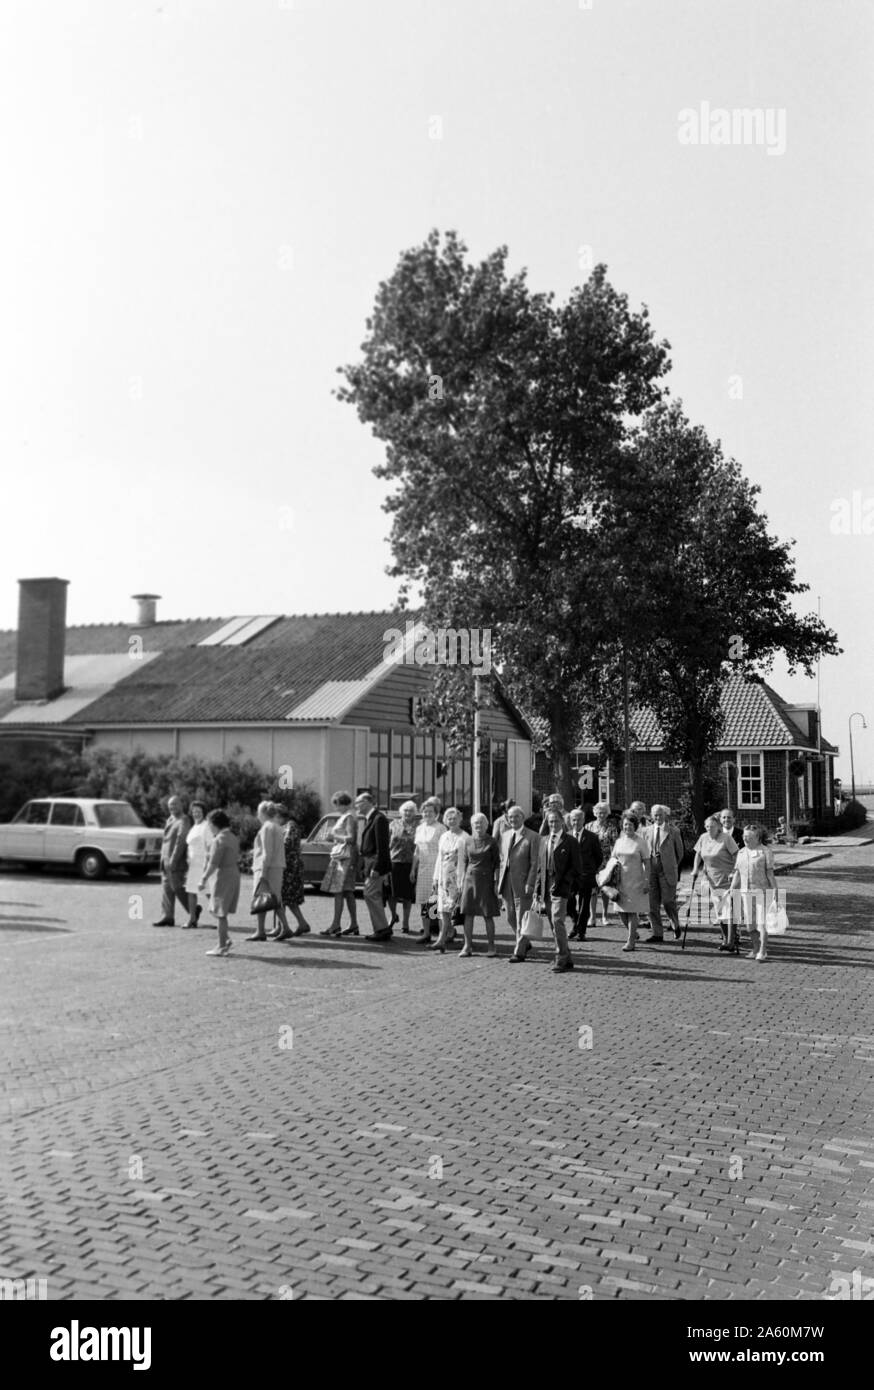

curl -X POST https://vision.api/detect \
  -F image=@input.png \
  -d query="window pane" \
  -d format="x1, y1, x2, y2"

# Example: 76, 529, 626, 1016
50, 803, 84, 827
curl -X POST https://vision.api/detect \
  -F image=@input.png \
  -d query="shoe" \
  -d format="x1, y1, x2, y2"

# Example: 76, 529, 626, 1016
672, 925, 682, 939
755, 954, 768, 962
508, 954, 525, 963
552, 960, 575, 974
319, 926, 342, 937
364, 931, 392, 942
459, 946, 473, 958
401, 925, 410, 934
272, 929, 294, 940
339, 925, 359, 936
621, 942, 636, 952
427, 940, 444, 951
577, 931, 587, 942
485, 948, 498, 958
645, 934, 665, 943
182, 920, 198, 929
568, 930, 581, 941
205, 943, 231, 956
413, 932, 430, 944
290, 924, 311, 936
388, 915, 399, 928
151, 918, 174, 927
245, 932, 267, 942
718, 943, 729, 952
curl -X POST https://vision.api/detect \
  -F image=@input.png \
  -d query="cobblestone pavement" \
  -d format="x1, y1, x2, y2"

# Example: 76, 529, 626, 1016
1, 842, 873, 1302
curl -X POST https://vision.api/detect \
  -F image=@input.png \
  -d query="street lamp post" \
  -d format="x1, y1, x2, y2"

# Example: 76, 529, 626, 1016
848, 712, 867, 803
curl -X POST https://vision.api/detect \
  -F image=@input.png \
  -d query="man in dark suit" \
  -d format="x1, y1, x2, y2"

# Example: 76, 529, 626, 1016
566, 807, 603, 940
497, 805, 540, 943
152, 794, 191, 926
356, 791, 392, 941
510, 809, 583, 973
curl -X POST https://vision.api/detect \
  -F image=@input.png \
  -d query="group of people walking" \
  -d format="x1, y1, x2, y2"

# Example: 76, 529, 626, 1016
152, 788, 779, 966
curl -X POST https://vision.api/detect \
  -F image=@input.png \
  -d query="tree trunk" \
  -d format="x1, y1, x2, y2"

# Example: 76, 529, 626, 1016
689, 759, 706, 836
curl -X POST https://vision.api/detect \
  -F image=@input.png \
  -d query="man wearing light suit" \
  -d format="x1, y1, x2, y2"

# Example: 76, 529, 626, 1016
497, 806, 540, 942
152, 794, 191, 927
646, 804, 685, 941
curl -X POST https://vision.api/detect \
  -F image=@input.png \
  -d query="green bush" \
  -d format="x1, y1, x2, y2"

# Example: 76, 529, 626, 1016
0, 742, 322, 845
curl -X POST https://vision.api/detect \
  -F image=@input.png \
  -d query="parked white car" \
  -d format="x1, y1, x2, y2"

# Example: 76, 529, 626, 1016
0, 798, 162, 879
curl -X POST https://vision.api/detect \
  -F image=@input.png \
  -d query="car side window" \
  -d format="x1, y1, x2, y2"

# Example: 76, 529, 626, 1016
26, 802, 51, 825
50, 803, 85, 827
311, 816, 338, 843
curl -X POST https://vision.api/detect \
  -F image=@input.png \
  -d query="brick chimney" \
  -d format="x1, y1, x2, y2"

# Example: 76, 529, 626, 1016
15, 578, 69, 702
132, 593, 161, 626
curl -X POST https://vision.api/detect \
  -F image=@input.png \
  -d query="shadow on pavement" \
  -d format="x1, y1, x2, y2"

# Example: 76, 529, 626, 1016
0, 922, 72, 933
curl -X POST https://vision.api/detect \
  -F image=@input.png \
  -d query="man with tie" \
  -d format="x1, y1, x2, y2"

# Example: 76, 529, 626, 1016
566, 807, 604, 940
646, 804, 685, 941
355, 791, 393, 942
510, 808, 583, 972
497, 806, 540, 943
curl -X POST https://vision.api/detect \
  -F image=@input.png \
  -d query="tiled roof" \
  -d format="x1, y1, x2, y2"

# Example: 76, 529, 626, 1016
64, 611, 414, 725
0, 653, 160, 724
528, 675, 834, 754
0, 619, 227, 679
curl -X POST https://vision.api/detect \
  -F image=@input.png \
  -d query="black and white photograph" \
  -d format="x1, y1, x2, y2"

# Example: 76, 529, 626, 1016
1, 0, 872, 1347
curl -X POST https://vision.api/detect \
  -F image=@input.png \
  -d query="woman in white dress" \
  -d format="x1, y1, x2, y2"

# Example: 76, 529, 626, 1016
183, 801, 212, 929
411, 796, 444, 943
612, 810, 651, 953
430, 807, 466, 954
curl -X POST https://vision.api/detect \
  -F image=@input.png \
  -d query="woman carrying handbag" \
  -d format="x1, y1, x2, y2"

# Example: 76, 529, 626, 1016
247, 801, 286, 942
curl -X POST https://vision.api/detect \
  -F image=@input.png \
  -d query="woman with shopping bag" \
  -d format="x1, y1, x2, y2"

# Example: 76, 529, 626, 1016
688, 814, 739, 949
726, 823, 778, 961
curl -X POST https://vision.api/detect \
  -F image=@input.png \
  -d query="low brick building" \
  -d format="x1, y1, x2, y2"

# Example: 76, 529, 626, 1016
533, 674, 838, 831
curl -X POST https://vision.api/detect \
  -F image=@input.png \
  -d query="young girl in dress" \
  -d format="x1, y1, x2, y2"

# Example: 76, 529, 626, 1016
727, 823, 777, 962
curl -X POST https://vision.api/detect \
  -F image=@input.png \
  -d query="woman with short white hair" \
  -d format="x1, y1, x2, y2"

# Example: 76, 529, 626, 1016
457, 812, 501, 958
690, 813, 739, 948
388, 800, 419, 933
589, 801, 618, 928
247, 800, 286, 942
430, 807, 465, 953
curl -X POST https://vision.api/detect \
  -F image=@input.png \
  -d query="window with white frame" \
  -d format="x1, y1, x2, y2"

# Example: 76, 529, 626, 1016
737, 751, 764, 808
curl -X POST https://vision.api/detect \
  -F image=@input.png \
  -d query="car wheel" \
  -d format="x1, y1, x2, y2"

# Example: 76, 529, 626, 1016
124, 866, 151, 879
77, 849, 108, 880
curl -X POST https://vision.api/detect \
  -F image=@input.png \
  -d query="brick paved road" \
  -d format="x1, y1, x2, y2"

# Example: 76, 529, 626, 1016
1, 843, 873, 1301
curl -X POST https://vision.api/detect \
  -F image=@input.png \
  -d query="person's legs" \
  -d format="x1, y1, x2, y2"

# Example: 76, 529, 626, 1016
321, 892, 343, 935
364, 875, 389, 934
207, 913, 232, 954
184, 891, 200, 927
575, 879, 595, 938
460, 914, 474, 956
647, 875, 664, 940
661, 873, 682, 938
432, 911, 454, 950
172, 870, 189, 918
503, 891, 518, 938
158, 867, 176, 922
550, 895, 571, 967
621, 911, 638, 951
509, 934, 530, 962
484, 916, 496, 954
246, 909, 269, 942
401, 898, 412, 931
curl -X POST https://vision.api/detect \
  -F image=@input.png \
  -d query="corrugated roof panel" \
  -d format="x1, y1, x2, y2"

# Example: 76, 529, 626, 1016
221, 615, 282, 646
0, 652, 160, 724
285, 679, 377, 721
198, 617, 251, 646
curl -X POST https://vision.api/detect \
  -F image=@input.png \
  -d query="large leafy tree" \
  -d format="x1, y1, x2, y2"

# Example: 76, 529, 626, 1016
337, 230, 671, 799
575, 401, 840, 827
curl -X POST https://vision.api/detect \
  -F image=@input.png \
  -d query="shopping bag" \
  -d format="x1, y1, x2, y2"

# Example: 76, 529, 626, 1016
765, 895, 789, 935
521, 907, 547, 941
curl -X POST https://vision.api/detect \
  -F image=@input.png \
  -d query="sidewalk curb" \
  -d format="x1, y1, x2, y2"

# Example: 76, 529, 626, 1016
774, 852, 832, 876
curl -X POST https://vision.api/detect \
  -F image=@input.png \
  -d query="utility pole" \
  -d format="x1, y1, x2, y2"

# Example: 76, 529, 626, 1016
622, 647, 632, 806
473, 674, 481, 816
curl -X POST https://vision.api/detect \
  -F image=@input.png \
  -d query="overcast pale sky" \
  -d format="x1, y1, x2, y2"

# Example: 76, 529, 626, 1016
1, 0, 871, 778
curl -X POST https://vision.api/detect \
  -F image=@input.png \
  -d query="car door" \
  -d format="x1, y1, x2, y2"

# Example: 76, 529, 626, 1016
1, 800, 50, 861
44, 801, 87, 864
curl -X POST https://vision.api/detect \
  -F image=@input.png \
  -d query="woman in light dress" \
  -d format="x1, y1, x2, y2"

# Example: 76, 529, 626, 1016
689, 814, 739, 947
247, 801, 287, 942
199, 810, 241, 957
612, 810, 651, 952
411, 797, 444, 943
727, 823, 777, 961
183, 800, 212, 929
430, 807, 466, 953
320, 790, 360, 937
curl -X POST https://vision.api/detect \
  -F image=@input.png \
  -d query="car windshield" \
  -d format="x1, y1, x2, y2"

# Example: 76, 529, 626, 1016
93, 803, 144, 828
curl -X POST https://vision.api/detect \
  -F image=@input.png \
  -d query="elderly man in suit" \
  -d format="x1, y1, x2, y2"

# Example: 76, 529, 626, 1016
566, 807, 604, 941
356, 791, 392, 942
497, 805, 539, 944
152, 794, 191, 926
646, 804, 685, 941
510, 808, 583, 973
